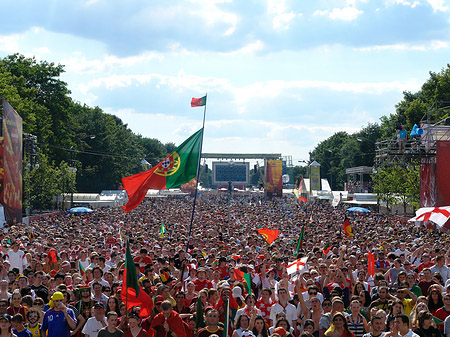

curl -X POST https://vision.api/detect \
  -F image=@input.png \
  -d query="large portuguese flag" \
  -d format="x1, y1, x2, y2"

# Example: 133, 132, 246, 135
122, 128, 203, 212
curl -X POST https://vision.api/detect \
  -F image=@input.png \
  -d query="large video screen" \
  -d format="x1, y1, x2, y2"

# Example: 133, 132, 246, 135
212, 162, 249, 185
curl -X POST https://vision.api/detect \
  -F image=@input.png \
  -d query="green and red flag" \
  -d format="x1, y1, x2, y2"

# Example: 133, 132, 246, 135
296, 226, 305, 255
343, 216, 354, 237
47, 248, 60, 263
122, 128, 203, 212
191, 96, 207, 107
78, 261, 85, 276
322, 242, 332, 256
233, 269, 252, 296
222, 297, 229, 337
257, 228, 279, 245
121, 240, 153, 317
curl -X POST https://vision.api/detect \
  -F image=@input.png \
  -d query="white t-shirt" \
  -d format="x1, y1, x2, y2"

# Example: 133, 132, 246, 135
7, 249, 24, 273
82, 316, 107, 337
270, 302, 298, 325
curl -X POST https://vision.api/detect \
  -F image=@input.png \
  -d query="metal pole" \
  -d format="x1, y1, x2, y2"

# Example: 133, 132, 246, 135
70, 146, 74, 209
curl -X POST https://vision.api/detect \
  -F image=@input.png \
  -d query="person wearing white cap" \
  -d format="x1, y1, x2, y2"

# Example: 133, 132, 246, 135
232, 286, 245, 308
61, 261, 71, 273
82, 302, 107, 337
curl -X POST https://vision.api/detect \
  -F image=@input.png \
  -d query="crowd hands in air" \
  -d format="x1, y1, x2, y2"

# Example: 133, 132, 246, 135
0, 192, 449, 337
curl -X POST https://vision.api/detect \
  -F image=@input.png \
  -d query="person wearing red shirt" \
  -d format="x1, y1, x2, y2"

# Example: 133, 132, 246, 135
133, 248, 153, 274
217, 258, 229, 279
434, 294, 450, 331
151, 300, 187, 337
193, 268, 213, 292
418, 254, 434, 273
256, 288, 273, 324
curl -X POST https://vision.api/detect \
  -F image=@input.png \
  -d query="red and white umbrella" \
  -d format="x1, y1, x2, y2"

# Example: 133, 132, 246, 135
408, 206, 450, 228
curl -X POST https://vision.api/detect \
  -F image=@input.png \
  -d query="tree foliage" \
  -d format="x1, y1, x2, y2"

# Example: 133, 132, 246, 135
0, 54, 174, 211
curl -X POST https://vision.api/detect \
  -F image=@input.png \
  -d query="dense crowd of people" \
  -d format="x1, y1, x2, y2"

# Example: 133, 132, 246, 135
0, 191, 449, 337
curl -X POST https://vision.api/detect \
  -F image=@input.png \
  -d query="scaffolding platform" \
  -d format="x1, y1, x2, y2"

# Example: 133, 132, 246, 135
375, 101, 450, 167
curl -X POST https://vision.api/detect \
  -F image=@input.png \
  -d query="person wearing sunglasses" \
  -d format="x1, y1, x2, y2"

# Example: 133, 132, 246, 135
25, 307, 41, 337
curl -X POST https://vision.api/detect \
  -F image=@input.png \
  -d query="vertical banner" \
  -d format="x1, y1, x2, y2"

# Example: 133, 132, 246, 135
436, 141, 450, 207
1, 99, 23, 224
420, 162, 436, 207
310, 161, 321, 191
265, 159, 283, 198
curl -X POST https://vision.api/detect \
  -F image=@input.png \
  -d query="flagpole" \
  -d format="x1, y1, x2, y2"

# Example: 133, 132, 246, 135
185, 94, 206, 250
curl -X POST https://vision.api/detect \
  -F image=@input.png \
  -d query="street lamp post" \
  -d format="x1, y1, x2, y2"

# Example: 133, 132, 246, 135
70, 146, 75, 209
69, 134, 95, 209
227, 161, 234, 226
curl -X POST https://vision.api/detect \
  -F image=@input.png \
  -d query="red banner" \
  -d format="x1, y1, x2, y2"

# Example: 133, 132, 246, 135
1, 99, 22, 223
436, 141, 450, 207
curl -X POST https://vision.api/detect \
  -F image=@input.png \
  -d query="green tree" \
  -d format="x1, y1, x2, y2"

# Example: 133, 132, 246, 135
373, 165, 419, 215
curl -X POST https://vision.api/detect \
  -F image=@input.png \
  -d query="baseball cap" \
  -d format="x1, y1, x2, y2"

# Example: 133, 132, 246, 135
94, 302, 105, 309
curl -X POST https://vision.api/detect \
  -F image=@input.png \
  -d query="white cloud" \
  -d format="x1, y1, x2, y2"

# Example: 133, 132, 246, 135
385, 0, 422, 8
355, 40, 449, 51
313, 7, 364, 21
62, 52, 164, 75
273, 12, 301, 30
0, 33, 21, 53
223, 40, 265, 55
426, 0, 449, 12
187, 0, 238, 36
267, 0, 302, 30
329, 7, 364, 21
32, 47, 51, 55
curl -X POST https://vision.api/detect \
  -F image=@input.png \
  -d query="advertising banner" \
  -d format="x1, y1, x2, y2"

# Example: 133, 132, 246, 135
265, 159, 282, 198
1, 98, 22, 224
310, 162, 321, 191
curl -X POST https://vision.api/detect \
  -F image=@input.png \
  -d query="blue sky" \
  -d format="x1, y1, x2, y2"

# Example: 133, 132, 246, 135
1, 0, 450, 166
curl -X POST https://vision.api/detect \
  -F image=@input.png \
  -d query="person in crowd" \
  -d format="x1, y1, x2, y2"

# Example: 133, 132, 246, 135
97, 311, 124, 337
41, 292, 77, 337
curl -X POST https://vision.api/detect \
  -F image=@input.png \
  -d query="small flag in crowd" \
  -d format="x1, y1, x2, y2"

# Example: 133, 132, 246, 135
296, 226, 305, 256
286, 257, 308, 275
121, 241, 153, 317
343, 216, 354, 237
159, 223, 166, 238
322, 242, 332, 256
78, 261, 85, 276
234, 269, 252, 296
257, 228, 279, 245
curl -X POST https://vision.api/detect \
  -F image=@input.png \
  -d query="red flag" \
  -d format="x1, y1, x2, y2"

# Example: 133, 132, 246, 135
368, 251, 375, 276
121, 241, 153, 317
191, 96, 206, 107
257, 228, 279, 244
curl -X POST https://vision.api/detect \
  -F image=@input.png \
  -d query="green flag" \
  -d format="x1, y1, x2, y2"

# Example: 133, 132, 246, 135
222, 297, 229, 337
243, 273, 252, 296
196, 297, 204, 328
296, 226, 305, 255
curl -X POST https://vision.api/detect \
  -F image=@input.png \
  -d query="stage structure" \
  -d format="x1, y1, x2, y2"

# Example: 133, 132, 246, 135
203, 153, 283, 197
375, 100, 450, 208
